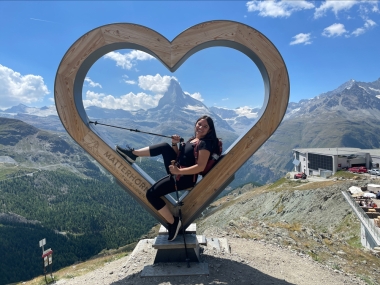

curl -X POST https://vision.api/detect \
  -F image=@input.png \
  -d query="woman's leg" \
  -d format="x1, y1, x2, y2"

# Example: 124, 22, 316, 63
132, 147, 150, 157
146, 175, 175, 218
146, 174, 196, 241
149, 143, 177, 174
146, 174, 196, 221
117, 142, 175, 165
158, 205, 174, 224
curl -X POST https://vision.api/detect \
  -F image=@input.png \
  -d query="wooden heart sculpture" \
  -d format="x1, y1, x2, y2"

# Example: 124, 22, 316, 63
54, 21, 289, 229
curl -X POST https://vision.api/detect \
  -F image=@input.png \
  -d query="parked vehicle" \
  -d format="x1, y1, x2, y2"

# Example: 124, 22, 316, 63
348, 166, 367, 173
294, 172, 307, 179
368, 169, 380, 175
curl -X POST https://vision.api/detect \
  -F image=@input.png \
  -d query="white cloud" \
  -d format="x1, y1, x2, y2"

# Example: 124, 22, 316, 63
364, 18, 377, 28
322, 23, 348, 37
222, 98, 229, 101
104, 50, 155, 70
372, 3, 379, 13
122, 75, 136, 85
352, 27, 366, 36
352, 18, 377, 36
290, 33, 312, 45
83, 90, 162, 111
184, 91, 204, 102
30, 18, 55, 23
138, 74, 177, 94
246, 0, 314, 18
235, 106, 258, 119
85, 77, 102, 88
314, 0, 358, 19
0, 64, 49, 108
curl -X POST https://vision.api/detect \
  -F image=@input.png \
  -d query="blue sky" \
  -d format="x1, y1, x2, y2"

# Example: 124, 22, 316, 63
0, 1, 379, 114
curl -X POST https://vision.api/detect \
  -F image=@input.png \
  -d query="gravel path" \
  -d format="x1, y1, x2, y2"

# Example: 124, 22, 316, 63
54, 231, 366, 285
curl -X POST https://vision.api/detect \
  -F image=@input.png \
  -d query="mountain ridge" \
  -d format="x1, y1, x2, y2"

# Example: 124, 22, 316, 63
2, 76, 380, 185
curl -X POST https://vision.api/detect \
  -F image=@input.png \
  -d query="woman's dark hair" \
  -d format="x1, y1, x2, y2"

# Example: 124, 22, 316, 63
192, 115, 219, 151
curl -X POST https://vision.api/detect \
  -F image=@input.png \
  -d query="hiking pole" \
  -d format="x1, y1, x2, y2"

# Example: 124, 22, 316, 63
89, 120, 173, 139
171, 160, 191, 268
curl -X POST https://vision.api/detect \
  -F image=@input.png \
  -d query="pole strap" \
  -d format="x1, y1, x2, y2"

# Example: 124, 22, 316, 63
89, 120, 173, 139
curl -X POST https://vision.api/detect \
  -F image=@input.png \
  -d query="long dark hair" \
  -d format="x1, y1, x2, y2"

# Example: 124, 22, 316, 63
191, 115, 219, 151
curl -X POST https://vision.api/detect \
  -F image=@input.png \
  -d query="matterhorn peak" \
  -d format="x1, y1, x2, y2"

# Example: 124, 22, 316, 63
154, 79, 203, 110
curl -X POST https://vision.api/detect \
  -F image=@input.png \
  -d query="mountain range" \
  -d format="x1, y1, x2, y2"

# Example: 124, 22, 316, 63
1, 77, 380, 185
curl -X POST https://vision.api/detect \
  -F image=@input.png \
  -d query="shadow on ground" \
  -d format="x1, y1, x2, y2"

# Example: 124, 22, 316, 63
111, 255, 295, 285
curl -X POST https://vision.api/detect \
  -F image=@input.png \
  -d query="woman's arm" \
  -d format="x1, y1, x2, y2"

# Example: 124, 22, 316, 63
169, 149, 210, 175
171, 134, 181, 155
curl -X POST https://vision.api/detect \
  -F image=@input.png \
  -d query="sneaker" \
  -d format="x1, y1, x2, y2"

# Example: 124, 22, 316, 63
168, 216, 181, 241
116, 145, 137, 164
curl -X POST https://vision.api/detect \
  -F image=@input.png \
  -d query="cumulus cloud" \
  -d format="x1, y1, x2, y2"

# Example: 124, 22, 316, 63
352, 27, 366, 36
104, 50, 155, 70
322, 23, 348, 37
352, 18, 377, 36
0, 64, 49, 108
83, 90, 162, 111
235, 106, 258, 119
85, 77, 102, 88
314, 0, 358, 19
372, 3, 379, 13
138, 74, 177, 94
246, 0, 314, 18
290, 33, 312, 45
184, 91, 204, 102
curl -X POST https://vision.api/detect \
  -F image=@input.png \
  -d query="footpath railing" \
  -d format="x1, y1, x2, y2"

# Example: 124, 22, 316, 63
341, 190, 380, 246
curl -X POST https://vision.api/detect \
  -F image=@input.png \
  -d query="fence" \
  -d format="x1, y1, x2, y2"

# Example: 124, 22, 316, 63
341, 190, 380, 245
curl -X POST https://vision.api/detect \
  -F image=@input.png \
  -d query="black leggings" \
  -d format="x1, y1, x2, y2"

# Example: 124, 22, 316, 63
146, 143, 196, 210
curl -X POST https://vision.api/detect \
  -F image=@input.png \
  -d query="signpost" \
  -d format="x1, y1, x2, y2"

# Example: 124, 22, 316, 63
39, 238, 53, 284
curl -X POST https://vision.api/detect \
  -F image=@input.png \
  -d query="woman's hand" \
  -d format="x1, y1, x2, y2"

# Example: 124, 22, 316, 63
169, 164, 181, 175
171, 134, 181, 144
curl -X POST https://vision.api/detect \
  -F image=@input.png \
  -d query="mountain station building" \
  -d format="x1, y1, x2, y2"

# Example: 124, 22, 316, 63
292, 148, 380, 178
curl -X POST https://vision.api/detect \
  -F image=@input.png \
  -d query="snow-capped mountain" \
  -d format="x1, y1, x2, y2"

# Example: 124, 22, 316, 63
2, 76, 380, 186
1, 104, 57, 117
85, 79, 239, 152
210, 106, 260, 134
285, 77, 380, 120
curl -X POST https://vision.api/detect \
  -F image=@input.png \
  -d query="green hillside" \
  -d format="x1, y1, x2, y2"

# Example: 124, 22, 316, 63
0, 170, 156, 285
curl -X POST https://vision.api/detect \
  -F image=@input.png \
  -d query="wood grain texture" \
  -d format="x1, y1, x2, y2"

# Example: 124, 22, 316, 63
54, 20, 289, 229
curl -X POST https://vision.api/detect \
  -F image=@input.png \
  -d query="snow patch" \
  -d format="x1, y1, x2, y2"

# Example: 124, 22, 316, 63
183, 105, 209, 112
369, 87, 380, 92
26, 106, 58, 117
290, 108, 301, 114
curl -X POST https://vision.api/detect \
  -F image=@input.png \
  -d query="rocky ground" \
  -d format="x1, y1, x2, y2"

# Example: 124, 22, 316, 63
25, 176, 380, 285
51, 228, 367, 285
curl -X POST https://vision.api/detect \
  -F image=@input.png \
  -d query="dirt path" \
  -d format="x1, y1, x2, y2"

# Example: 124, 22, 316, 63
54, 230, 366, 285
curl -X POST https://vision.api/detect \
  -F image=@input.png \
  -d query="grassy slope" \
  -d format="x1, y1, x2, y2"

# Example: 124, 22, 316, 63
18, 172, 380, 285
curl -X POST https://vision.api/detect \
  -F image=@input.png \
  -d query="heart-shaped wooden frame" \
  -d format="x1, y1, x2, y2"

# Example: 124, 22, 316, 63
54, 20, 289, 229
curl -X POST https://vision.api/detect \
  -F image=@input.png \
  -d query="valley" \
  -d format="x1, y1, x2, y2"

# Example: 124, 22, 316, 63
2, 76, 380, 284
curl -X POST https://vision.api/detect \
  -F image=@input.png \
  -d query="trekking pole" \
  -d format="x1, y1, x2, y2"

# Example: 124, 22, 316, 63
171, 160, 191, 268
89, 120, 173, 139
